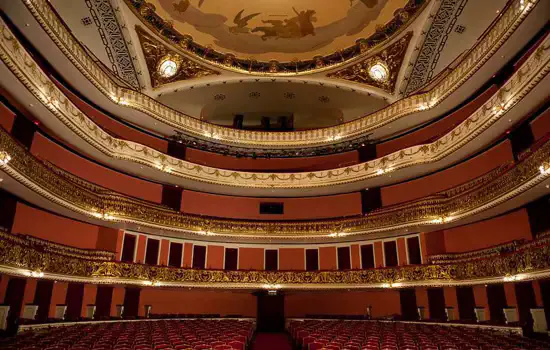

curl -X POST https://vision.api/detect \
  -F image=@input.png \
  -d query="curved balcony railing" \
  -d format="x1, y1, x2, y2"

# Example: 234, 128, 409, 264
0, 230, 549, 289
0, 121, 549, 240
1, 17, 548, 190
21, 0, 541, 148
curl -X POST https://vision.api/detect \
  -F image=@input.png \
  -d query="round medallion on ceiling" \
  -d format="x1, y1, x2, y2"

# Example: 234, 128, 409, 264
368, 61, 389, 82
158, 56, 179, 78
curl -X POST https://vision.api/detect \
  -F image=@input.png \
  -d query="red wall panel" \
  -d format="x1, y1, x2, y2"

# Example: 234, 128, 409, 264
350, 244, 361, 269
159, 239, 170, 266
110, 287, 125, 317
397, 238, 407, 266
206, 245, 224, 269
279, 248, 305, 271
416, 287, 430, 319
183, 243, 193, 268
135, 235, 147, 264
319, 247, 337, 270
239, 248, 264, 270
48, 282, 68, 318
381, 141, 514, 206
12, 203, 99, 249
138, 288, 256, 317
0, 103, 15, 133
95, 227, 123, 253
30, 133, 162, 203
181, 191, 361, 220
81, 285, 97, 317
185, 148, 359, 172
374, 242, 384, 268
443, 209, 532, 253
530, 107, 550, 141
285, 290, 401, 318
21, 279, 37, 317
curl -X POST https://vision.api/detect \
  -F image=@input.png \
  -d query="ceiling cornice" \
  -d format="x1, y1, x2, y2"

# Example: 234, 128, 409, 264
121, 0, 428, 76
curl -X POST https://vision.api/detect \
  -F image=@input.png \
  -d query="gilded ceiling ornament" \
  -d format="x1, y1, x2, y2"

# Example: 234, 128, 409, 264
327, 31, 413, 93
122, 0, 428, 76
135, 26, 219, 88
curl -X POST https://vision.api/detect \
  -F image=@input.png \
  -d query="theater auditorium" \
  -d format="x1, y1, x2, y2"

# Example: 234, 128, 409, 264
0, 0, 549, 349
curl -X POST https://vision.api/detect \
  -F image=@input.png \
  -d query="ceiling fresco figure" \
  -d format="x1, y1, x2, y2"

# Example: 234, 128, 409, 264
156, 0, 396, 56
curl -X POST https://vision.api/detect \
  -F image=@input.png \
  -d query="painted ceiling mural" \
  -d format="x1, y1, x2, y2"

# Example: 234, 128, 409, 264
141, 0, 410, 62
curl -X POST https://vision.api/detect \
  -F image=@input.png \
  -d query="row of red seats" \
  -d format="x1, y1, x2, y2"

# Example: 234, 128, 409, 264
289, 320, 550, 350
0, 319, 255, 350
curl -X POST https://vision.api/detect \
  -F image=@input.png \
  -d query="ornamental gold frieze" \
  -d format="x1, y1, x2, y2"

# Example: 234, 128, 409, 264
135, 26, 219, 88
327, 32, 413, 92
1, 123, 549, 239
1, 17, 549, 190
1, 231, 549, 288
21, 0, 540, 149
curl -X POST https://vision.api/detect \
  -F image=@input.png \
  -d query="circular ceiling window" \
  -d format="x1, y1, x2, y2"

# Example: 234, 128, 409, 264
368, 62, 389, 82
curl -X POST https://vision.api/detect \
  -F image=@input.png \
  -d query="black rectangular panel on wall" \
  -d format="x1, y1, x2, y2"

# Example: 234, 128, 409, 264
11, 115, 37, 149
337, 247, 351, 270
123, 288, 141, 318
167, 141, 187, 160
265, 250, 278, 271
486, 284, 507, 323
360, 244, 375, 269
95, 286, 114, 320
360, 188, 382, 214
0, 190, 17, 231
121, 234, 137, 262
427, 288, 446, 321
515, 282, 536, 327
168, 242, 183, 267
33, 280, 54, 323
65, 283, 84, 321
358, 144, 376, 162
526, 195, 550, 236
225, 248, 238, 270
407, 236, 422, 265
192, 245, 206, 269
510, 123, 535, 159
305, 249, 319, 271
4, 278, 26, 333
456, 286, 476, 321
162, 186, 183, 212
400, 289, 418, 321
145, 239, 160, 265
260, 202, 284, 215
384, 241, 398, 267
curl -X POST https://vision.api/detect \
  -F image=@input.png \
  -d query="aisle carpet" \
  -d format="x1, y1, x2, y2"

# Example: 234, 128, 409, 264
251, 332, 293, 350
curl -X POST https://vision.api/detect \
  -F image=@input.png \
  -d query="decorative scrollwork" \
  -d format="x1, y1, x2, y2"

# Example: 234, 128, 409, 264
136, 26, 219, 88
0, 230, 549, 288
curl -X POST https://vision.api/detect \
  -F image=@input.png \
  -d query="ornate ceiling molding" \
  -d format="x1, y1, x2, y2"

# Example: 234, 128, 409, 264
135, 26, 219, 88
1, 16, 548, 191
122, 0, 427, 76
20, 0, 540, 149
1, 229, 550, 289
0, 123, 549, 240
328, 32, 413, 93
86, 0, 142, 90
401, 0, 468, 96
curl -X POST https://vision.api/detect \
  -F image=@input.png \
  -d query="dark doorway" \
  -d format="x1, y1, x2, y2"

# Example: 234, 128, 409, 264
256, 291, 285, 332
